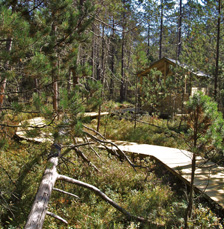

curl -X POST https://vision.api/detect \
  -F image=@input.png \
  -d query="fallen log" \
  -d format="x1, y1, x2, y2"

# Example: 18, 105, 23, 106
24, 143, 159, 228
24, 144, 61, 229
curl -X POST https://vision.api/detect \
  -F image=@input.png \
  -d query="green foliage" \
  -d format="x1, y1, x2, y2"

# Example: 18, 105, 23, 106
96, 115, 186, 149
190, 204, 223, 228
0, 142, 48, 227
0, 0, 223, 227
81, 80, 103, 111
185, 92, 224, 156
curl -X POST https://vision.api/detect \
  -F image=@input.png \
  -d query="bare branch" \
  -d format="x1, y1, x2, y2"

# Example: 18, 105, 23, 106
46, 211, 68, 225
0, 107, 40, 113
84, 131, 143, 170
74, 148, 99, 172
4, 116, 56, 129
93, 16, 144, 34
60, 142, 95, 158
83, 125, 106, 140
60, 156, 78, 167
53, 188, 79, 199
83, 135, 102, 160
57, 174, 152, 225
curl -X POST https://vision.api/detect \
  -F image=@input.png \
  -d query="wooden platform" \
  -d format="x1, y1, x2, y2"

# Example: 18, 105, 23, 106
109, 141, 224, 209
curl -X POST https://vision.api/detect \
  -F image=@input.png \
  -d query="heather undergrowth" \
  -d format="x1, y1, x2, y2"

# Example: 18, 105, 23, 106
92, 115, 187, 149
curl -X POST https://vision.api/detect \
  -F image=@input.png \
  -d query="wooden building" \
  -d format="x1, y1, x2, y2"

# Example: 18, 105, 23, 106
137, 57, 209, 116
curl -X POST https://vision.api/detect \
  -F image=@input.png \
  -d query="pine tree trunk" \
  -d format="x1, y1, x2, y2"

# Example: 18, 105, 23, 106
159, 0, 164, 59
67, 68, 72, 92
184, 152, 196, 228
0, 78, 7, 109
109, 19, 115, 99
177, 0, 182, 59
91, 24, 96, 79
120, 29, 125, 102
96, 39, 100, 81
185, 115, 198, 228
147, 22, 151, 63
214, 0, 221, 101
51, 23, 59, 112
52, 69, 59, 112
0, 38, 12, 109
97, 25, 105, 132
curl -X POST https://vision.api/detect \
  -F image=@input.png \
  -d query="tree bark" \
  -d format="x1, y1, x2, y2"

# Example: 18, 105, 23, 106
184, 153, 196, 228
120, 24, 126, 102
109, 19, 115, 99
159, 0, 164, 59
51, 23, 59, 113
97, 24, 105, 132
91, 24, 96, 79
214, 0, 221, 101
0, 38, 12, 109
147, 22, 151, 63
184, 108, 198, 228
24, 144, 61, 229
177, 0, 182, 59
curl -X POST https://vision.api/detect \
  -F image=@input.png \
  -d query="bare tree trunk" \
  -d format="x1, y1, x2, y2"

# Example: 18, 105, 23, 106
25, 144, 61, 229
52, 71, 59, 112
184, 153, 196, 228
214, 0, 221, 102
109, 19, 115, 99
159, 0, 163, 59
147, 22, 151, 63
184, 114, 198, 228
51, 23, 59, 113
97, 25, 105, 132
91, 24, 96, 79
177, 0, 182, 59
71, 68, 79, 88
67, 68, 72, 92
0, 78, 7, 109
0, 38, 12, 109
120, 28, 125, 102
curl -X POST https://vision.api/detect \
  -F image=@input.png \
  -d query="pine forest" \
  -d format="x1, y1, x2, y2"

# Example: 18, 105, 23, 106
1, 0, 224, 228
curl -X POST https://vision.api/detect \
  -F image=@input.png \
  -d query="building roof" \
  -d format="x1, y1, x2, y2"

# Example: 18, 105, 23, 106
137, 57, 209, 78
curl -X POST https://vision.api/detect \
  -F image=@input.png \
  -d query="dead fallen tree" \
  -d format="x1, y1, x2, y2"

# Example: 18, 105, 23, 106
24, 142, 163, 228
18, 117, 163, 227
24, 144, 62, 228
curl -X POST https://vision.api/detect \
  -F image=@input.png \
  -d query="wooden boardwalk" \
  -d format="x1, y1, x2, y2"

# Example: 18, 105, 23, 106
16, 117, 224, 210
110, 141, 224, 209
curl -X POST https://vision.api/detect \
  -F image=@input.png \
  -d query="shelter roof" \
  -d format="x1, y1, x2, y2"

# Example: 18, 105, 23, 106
137, 57, 209, 78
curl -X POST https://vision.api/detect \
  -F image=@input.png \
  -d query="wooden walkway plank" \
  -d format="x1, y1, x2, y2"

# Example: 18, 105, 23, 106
111, 141, 224, 208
